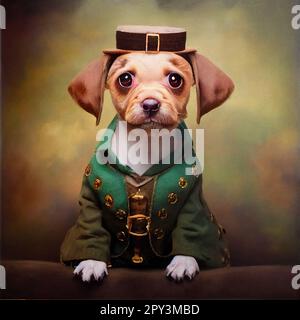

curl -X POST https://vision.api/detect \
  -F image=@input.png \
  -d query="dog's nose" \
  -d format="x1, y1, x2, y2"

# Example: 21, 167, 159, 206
142, 98, 160, 114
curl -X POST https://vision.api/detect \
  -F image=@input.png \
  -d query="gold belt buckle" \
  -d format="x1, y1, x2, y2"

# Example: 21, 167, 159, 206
145, 33, 160, 53
126, 214, 151, 237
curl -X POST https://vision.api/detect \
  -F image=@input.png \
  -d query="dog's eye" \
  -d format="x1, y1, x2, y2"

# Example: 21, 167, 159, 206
168, 72, 183, 89
118, 72, 133, 88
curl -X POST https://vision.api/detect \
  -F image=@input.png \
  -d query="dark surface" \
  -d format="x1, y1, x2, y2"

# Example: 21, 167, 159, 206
1, 260, 299, 299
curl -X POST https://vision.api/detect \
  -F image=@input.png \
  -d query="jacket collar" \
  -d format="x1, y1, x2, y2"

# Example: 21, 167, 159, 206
96, 115, 194, 177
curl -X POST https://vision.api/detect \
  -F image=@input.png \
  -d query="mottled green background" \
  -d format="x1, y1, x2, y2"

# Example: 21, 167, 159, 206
1, 0, 300, 265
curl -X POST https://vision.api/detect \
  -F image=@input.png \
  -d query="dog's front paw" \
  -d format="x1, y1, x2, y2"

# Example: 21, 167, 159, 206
73, 260, 108, 282
165, 255, 200, 281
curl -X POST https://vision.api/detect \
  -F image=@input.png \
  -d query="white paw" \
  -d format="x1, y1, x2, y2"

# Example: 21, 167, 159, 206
165, 255, 200, 281
73, 260, 108, 282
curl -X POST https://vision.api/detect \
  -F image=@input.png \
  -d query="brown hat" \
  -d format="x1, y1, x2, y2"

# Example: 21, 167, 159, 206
103, 25, 196, 55
68, 25, 234, 125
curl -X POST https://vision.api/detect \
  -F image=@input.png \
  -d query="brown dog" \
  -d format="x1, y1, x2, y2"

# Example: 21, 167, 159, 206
63, 26, 234, 282
69, 52, 234, 128
106, 52, 193, 130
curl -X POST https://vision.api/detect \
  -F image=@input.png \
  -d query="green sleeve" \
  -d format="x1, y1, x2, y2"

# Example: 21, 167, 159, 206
60, 176, 111, 264
171, 176, 229, 268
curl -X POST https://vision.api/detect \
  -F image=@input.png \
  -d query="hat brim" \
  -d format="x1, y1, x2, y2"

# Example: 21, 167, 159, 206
103, 48, 197, 55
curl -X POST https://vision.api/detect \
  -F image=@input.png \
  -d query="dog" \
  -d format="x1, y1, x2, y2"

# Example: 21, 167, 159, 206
61, 26, 234, 283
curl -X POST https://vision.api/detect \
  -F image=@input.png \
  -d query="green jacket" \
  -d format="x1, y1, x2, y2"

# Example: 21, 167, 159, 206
60, 117, 230, 269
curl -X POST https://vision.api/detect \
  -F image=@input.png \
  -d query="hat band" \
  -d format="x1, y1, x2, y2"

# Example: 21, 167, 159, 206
116, 30, 186, 52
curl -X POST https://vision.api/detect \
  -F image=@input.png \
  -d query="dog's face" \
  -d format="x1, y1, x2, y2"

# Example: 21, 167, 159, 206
106, 53, 194, 129
68, 52, 234, 126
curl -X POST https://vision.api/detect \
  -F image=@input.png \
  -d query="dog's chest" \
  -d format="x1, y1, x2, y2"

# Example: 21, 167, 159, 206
111, 121, 181, 176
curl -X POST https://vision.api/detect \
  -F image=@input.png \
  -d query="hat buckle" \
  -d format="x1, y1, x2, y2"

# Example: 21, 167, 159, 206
145, 33, 160, 53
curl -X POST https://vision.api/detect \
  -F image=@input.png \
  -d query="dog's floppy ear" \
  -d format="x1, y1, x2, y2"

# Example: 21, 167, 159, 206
68, 54, 113, 125
189, 53, 234, 124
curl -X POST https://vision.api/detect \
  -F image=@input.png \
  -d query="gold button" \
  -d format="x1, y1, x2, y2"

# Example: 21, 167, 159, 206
115, 209, 127, 220
168, 192, 178, 205
153, 228, 164, 240
93, 178, 102, 190
104, 194, 113, 208
85, 164, 91, 177
157, 208, 167, 219
178, 177, 188, 189
116, 231, 126, 242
